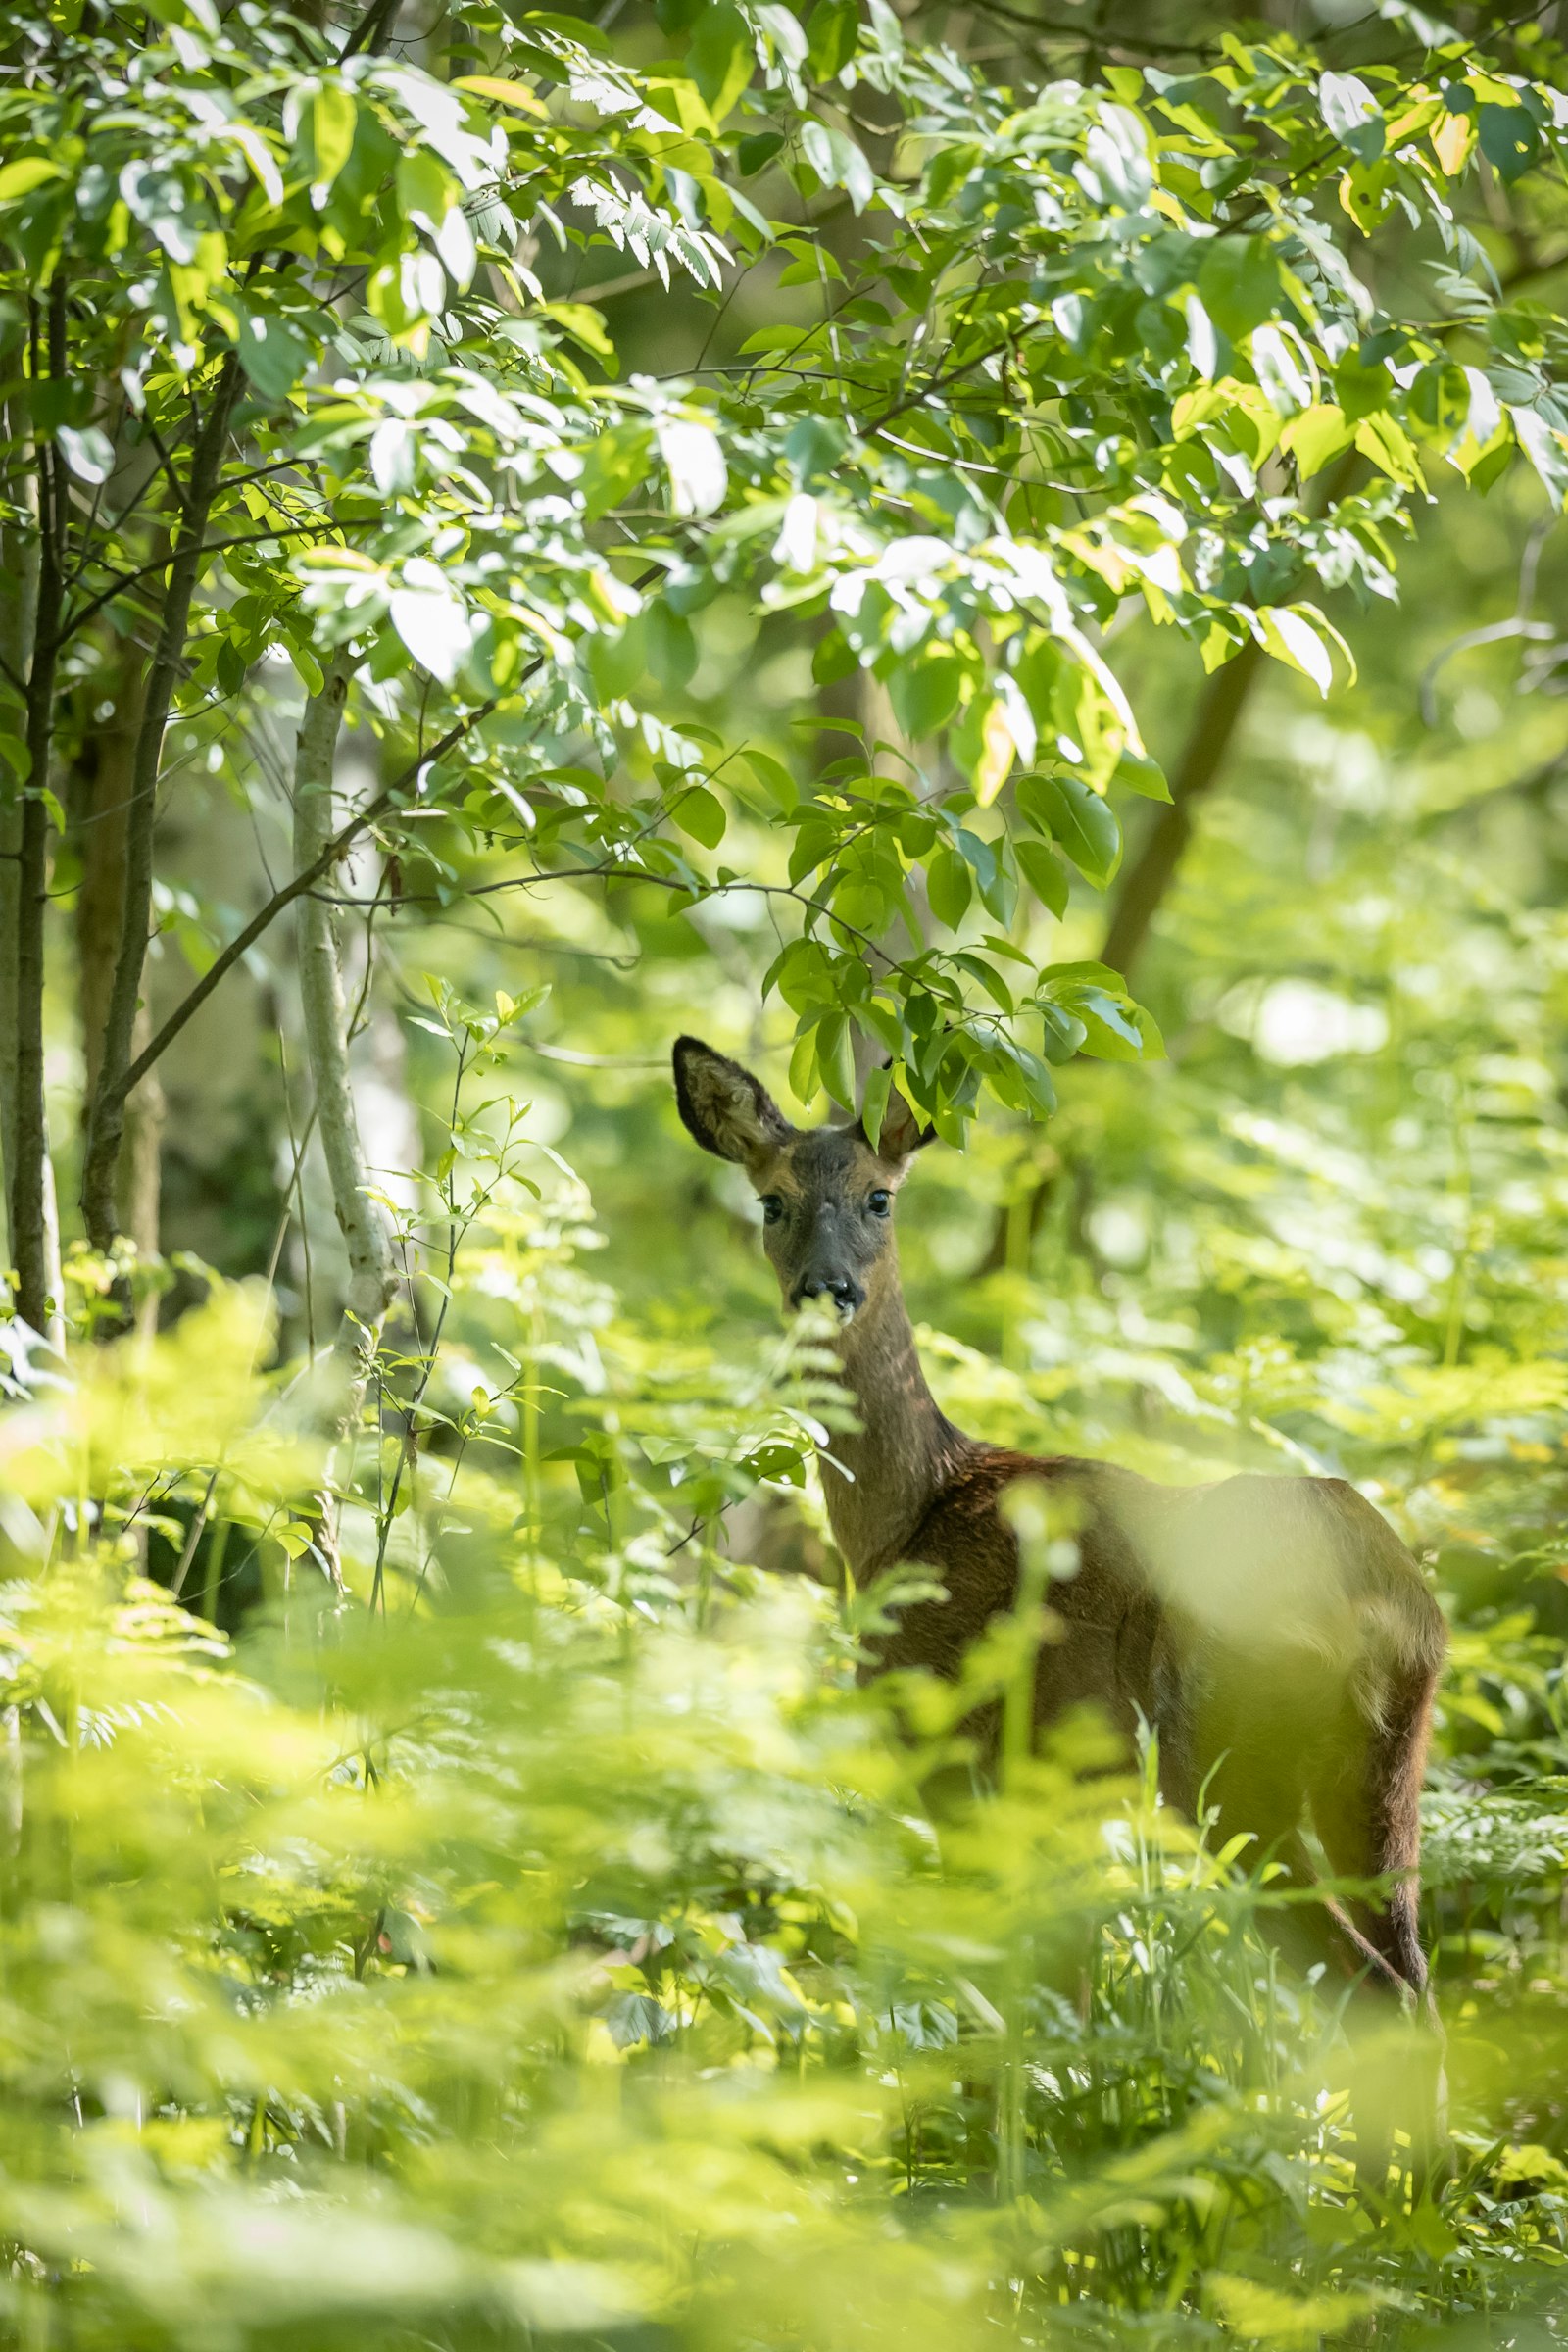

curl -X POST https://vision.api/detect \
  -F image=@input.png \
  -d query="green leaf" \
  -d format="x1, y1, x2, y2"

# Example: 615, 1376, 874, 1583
1478, 103, 1539, 184
788, 1023, 820, 1105
672, 785, 726, 848
645, 603, 698, 690
1014, 836, 1069, 918
1280, 401, 1354, 479
1110, 749, 1171, 803
56, 425, 116, 486
396, 146, 454, 232
745, 748, 799, 808
927, 846, 972, 930
579, 424, 655, 522
815, 1011, 856, 1109
688, 2, 753, 120
236, 310, 308, 403
888, 650, 963, 739
1257, 606, 1338, 697
366, 249, 445, 344
1511, 409, 1568, 510
0, 159, 60, 203
1198, 236, 1281, 343
807, 0, 858, 78
1354, 411, 1425, 489
1031, 774, 1121, 889
1319, 72, 1383, 162
1045, 974, 1162, 1062
789, 813, 840, 885
799, 119, 874, 214
858, 1061, 892, 1152
738, 130, 785, 175
311, 83, 358, 200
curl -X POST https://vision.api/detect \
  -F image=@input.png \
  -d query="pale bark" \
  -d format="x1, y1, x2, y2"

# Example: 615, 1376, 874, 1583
291, 659, 396, 1369
292, 660, 397, 1590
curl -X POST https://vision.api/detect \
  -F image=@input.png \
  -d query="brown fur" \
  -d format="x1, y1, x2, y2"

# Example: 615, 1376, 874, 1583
671, 1040, 1447, 2036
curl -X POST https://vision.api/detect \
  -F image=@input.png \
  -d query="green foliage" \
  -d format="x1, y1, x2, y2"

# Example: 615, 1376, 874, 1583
10, 0, 1568, 1141
1, 1045, 1566, 2346
9, 4, 1568, 2345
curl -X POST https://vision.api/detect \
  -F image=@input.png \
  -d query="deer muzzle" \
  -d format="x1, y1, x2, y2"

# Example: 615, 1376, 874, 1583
792, 1272, 864, 1320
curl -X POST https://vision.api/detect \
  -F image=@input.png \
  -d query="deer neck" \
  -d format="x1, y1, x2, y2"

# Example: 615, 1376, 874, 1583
820, 1261, 971, 1580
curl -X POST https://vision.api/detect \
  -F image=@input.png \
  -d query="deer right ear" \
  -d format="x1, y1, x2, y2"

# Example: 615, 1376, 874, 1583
672, 1037, 793, 1167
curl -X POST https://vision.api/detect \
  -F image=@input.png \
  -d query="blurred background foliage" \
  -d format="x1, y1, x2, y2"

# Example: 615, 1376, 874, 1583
7, 0, 1568, 2345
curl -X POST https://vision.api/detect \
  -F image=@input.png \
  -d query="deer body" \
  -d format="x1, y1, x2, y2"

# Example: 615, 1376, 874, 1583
671, 1038, 1447, 2032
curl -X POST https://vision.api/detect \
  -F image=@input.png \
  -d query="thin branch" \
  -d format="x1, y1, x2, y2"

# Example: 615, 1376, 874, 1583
105, 553, 666, 1105
337, 0, 400, 61
317, 862, 899, 966
61, 517, 376, 646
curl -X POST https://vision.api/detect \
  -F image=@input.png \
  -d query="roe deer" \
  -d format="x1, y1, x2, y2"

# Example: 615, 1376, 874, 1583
672, 1035, 1447, 2165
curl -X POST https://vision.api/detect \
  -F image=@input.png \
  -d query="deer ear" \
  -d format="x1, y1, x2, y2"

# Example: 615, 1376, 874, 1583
859, 1074, 935, 1163
672, 1036, 792, 1167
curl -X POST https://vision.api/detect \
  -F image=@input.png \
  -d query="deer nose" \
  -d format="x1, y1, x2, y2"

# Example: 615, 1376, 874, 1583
795, 1274, 861, 1313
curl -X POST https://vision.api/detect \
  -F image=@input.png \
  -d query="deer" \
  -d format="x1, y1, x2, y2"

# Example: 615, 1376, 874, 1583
672, 1035, 1449, 2181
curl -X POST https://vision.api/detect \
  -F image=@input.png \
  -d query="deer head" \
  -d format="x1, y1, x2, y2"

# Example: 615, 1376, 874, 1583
671, 1036, 932, 1328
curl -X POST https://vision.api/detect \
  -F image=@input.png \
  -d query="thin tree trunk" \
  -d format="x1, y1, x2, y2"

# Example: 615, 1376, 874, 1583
0, 322, 35, 1283
1101, 446, 1364, 982
73, 661, 165, 1334
292, 658, 396, 1368
9, 286, 69, 1340
1100, 640, 1265, 981
80, 350, 241, 1257
967, 646, 1267, 1284
292, 659, 397, 1587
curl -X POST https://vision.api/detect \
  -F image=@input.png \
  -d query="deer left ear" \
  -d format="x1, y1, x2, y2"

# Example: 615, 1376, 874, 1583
858, 1075, 935, 1164
672, 1036, 793, 1168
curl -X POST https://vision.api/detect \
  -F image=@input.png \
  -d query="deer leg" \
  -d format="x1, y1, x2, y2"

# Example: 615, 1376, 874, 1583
1204, 1744, 1406, 2000
1306, 1665, 1438, 2009
1200, 1703, 1434, 2195
1307, 1666, 1447, 2195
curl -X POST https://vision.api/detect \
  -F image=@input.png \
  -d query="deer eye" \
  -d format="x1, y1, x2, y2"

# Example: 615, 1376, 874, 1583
867, 1190, 892, 1218
760, 1195, 785, 1225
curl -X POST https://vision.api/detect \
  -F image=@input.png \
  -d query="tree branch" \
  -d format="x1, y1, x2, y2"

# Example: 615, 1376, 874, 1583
61, 517, 376, 648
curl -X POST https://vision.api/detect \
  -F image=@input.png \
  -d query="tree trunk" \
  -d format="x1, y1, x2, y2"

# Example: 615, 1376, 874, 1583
72, 661, 165, 1334
1100, 640, 1265, 982
80, 350, 240, 1258
292, 659, 398, 1588
292, 659, 396, 1369
8, 288, 69, 1343
969, 637, 1270, 1284
0, 326, 34, 1284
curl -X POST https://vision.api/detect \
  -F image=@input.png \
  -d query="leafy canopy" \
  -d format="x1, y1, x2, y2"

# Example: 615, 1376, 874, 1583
7, 0, 1568, 1155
